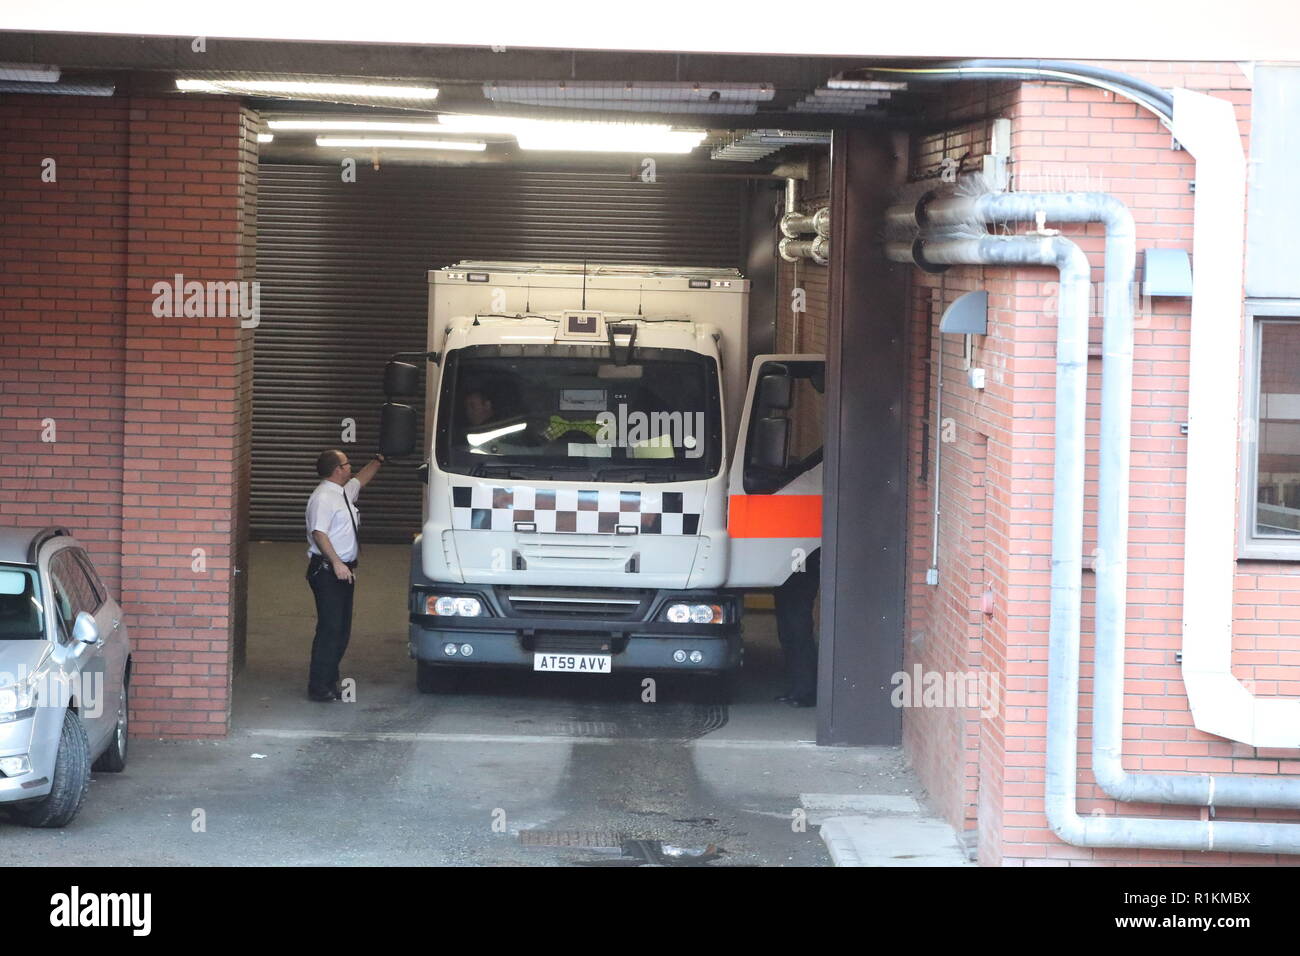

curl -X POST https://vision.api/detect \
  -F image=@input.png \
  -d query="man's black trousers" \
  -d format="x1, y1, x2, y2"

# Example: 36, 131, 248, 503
773, 548, 821, 702
307, 561, 355, 694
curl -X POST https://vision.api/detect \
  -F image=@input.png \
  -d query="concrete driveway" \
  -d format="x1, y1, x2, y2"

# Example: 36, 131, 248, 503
2, 543, 915, 866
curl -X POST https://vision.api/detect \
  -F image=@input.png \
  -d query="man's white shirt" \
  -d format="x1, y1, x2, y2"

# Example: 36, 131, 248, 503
306, 477, 361, 562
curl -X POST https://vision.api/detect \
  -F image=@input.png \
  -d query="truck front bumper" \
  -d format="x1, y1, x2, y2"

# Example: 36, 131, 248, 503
408, 586, 742, 675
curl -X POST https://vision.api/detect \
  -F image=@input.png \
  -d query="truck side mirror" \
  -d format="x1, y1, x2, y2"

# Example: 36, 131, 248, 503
749, 417, 789, 470
381, 403, 417, 458
384, 361, 421, 398
756, 371, 792, 415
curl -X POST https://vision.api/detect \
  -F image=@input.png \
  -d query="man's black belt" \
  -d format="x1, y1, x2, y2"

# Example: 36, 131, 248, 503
309, 553, 358, 571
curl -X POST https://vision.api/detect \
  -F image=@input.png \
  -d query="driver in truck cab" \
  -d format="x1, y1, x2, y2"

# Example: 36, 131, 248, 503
463, 388, 495, 428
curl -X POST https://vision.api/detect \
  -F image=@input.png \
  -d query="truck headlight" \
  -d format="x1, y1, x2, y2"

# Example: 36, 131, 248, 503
426, 594, 485, 617
689, 604, 717, 624
664, 603, 724, 624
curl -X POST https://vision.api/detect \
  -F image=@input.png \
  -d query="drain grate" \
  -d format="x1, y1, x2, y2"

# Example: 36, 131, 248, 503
552, 703, 728, 740
519, 829, 625, 848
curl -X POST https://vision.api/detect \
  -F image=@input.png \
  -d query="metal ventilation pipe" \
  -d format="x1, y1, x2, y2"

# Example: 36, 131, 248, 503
782, 205, 831, 239
780, 177, 831, 264
779, 235, 829, 265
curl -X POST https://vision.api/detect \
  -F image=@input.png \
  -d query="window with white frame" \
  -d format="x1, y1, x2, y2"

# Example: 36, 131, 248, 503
1241, 307, 1300, 558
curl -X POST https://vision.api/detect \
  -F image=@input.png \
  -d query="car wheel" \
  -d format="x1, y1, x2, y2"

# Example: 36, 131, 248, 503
92, 679, 128, 773
12, 709, 92, 828
416, 662, 460, 694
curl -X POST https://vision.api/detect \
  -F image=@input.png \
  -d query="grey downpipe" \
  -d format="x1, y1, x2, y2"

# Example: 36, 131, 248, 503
930, 328, 943, 582
887, 231, 1300, 853
904, 192, 1300, 811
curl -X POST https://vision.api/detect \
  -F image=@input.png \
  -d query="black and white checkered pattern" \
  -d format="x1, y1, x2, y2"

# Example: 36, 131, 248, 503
451, 485, 702, 535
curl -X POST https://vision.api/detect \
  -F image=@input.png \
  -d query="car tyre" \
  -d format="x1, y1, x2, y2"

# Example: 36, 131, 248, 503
92, 679, 128, 773
416, 662, 460, 694
12, 709, 92, 828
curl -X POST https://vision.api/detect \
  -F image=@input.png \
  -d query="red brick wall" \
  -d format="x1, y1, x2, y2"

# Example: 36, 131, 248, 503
901, 81, 1020, 864
0, 94, 257, 738
1, 98, 129, 595
900, 63, 1300, 866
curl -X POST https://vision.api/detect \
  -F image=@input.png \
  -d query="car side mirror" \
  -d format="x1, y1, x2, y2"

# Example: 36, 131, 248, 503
72, 611, 99, 645
381, 403, 417, 458
749, 417, 789, 470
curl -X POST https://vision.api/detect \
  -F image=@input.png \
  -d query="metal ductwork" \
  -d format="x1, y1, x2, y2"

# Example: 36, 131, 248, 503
0, 79, 114, 96
779, 235, 829, 265
781, 205, 831, 239
709, 129, 831, 163
779, 177, 830, 264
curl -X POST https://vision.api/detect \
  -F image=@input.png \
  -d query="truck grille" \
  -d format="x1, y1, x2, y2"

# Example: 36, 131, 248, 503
515, 536, 635, 573
501, 587, 649, 621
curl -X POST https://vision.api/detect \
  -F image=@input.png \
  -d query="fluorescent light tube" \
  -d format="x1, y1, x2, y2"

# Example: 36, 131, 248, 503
517, 129, 705, 152
268, 119, 446, 133
315, 136, 486, 151
176, 79, 439, 100
438, 115, 706, 153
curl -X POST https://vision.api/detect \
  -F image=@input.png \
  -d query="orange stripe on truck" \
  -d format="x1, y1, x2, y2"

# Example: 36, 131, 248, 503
728, 494, 822, 539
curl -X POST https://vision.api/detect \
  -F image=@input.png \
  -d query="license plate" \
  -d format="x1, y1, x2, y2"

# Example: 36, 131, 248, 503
533, 653, 612, 674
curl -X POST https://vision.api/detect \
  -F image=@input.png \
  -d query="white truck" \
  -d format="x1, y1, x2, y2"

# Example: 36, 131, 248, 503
380, 261, 824, 697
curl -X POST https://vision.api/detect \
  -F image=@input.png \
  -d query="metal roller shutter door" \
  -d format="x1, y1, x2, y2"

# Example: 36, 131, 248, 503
253, 164, 745, 541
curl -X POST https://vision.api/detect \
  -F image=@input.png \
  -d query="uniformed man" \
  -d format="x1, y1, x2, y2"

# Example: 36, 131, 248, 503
304, 449, 384, 702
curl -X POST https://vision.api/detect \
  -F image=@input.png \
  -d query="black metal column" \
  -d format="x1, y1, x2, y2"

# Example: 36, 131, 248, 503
817, 128, 909, 746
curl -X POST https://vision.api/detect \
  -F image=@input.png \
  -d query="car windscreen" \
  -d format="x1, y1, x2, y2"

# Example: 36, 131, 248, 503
435, 344, 722, 482
0, 565, 44, 641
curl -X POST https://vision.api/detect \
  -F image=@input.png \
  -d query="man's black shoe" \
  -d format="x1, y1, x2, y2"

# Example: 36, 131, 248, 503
307, 687, 337, 702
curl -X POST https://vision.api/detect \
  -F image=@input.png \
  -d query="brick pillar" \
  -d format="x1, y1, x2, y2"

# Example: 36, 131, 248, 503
0, 97, 130, 595
122, 98, 257, 737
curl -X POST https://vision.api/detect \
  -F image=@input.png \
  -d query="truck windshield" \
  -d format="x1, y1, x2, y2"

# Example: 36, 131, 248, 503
436, 345, 722, 482
0, 565, 45, 641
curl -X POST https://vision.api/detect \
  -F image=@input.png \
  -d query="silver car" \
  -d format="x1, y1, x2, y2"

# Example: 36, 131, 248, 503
0, 526, 131, 827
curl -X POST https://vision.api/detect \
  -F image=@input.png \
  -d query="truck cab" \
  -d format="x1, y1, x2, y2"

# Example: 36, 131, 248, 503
381, 262, 823, 695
